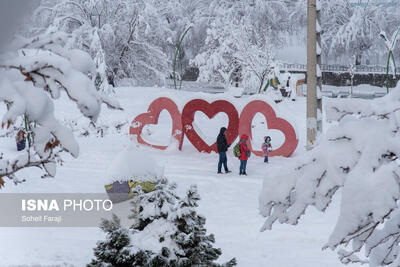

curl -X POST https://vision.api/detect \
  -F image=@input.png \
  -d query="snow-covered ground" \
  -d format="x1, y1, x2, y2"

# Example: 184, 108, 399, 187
0, 87, 356, 266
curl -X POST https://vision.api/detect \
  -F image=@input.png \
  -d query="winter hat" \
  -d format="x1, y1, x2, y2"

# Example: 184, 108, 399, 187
240, 134, 248, 140
265, 136, 271, 142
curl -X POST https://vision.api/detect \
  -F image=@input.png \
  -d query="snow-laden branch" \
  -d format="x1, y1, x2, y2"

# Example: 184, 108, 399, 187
260, 84, 400, 265
0, 31, 121, 185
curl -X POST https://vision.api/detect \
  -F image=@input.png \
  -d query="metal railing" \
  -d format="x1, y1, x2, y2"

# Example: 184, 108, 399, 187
278, 62, 400, 74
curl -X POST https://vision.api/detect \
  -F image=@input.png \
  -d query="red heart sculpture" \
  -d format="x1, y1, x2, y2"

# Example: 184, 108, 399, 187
182, 99, 239, 153
129, 97, 183, 150
239, 100, 298, 157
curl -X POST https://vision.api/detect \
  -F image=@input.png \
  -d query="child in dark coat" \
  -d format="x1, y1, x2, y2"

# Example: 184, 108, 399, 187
261, 136, 272, 163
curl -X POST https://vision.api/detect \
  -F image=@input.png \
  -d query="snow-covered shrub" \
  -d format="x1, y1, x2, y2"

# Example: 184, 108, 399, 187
259, 84, 400, 265
89, 214, 136, 267
90, 179, 236, 266
0, 32, 121, 185
62, 118, 129, 138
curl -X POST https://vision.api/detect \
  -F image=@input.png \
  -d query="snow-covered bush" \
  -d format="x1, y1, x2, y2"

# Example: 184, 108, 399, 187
0, 32, 121, 185
90, 179, 236, 266
259, 84, 400, 265
62, 118, 129, 138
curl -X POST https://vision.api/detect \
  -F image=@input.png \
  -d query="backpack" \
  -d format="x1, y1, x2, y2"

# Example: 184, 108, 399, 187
233, 143, 241, 158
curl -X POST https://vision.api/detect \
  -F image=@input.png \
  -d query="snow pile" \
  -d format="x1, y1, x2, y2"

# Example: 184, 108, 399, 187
259, 83, 400, 265
106, 146, 163, 184
226, 86, 245, 98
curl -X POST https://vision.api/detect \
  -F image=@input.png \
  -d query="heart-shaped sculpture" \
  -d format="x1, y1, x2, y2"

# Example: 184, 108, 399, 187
129, 97, 183, 150
239, 100, 298, 157
182, 99, 239, 153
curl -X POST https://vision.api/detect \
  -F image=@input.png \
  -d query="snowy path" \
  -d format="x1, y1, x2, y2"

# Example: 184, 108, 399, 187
0, 87, 358, 266
0, 136, 348, 266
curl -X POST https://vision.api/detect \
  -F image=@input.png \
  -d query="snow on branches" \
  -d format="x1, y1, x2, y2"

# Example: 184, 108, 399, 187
193, 0, 285, 91
32, 0, 172, 88
0, 32, 121, 185
259, 84, 400, 266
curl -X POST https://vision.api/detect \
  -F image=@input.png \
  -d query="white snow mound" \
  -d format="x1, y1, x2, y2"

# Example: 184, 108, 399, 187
106, 146, 163, 184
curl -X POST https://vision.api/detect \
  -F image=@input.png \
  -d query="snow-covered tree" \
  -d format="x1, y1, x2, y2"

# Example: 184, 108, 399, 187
234, 26, 275, 93
91, 179, 236, 266
170, 185, 237, 266
89, 214, 136, 267
31, 0, 172, 88
193, 0, 286, 90
130, 178, 179, 230
289, 0, 400, 65
0, 32, 121, 186
322, 0, 379, 64
153, 0, 211, 78
259, 84, 400, 265
319, 0, 400, 65
192, 15, 238, 88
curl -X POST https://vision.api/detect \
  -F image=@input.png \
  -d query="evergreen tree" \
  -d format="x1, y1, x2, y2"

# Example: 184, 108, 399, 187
89, 179, 236, 266
130, 178, 179, 230
170, 185, 237, 267
89, 214, 136, 267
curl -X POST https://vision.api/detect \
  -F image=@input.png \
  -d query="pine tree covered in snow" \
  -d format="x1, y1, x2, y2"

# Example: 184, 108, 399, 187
89, 214, 136, 267
170, 185, 237, 266
90, 179, 236, 266
130, 178, 179, 230
259, 84, 400, 266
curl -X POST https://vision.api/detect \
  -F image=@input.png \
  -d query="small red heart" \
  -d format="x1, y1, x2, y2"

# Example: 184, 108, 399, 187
182, 99, 239, 153
239, 100, 298, 157
129, 97, 183, 150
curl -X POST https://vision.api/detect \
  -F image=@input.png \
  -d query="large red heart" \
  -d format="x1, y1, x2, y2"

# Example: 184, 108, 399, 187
182, 99, 239, 153
239, 100, 298, 157
129, 97, 183, 150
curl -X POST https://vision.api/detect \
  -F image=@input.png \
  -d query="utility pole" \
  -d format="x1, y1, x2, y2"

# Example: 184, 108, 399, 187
316, 0, 323, 134
306, 0, 322, 149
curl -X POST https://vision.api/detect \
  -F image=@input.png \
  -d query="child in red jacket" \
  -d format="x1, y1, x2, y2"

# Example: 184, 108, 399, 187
239, 134, 251, 175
